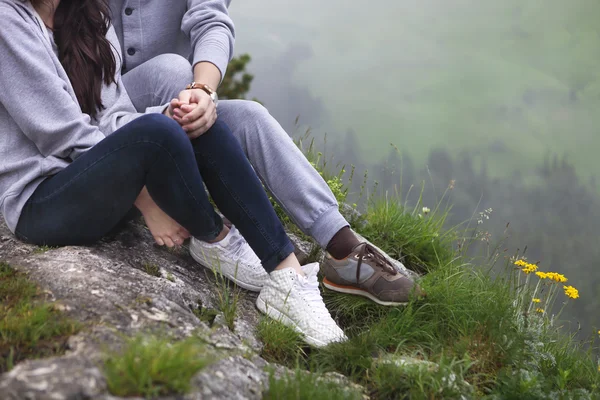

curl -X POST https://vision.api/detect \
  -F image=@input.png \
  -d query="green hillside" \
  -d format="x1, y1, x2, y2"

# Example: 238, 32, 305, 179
231, 0, 600, 179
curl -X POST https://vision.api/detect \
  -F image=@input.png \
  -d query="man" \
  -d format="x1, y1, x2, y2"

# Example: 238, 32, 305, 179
108, 0, 421, 310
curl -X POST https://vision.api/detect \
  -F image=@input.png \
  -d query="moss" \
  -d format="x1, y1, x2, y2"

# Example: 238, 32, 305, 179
0, 263, 79, 373
104, 335, 212, 397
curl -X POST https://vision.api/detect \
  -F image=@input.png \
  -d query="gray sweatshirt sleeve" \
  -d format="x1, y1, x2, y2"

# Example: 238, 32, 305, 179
92, 26, 169, 135
181, 0, 235, 80
0, 4, 105, 160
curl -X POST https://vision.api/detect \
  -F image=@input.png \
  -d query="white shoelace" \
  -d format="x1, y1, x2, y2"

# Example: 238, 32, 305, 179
297, 274, 333, 319
226, 228, 261, 269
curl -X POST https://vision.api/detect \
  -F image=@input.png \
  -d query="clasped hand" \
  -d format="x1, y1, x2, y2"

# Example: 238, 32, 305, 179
164, 88, 217, 138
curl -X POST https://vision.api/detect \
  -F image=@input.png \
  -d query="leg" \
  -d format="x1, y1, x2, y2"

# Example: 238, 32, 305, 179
121, 57, 350, 249
121, 54, 193, 111
15, 115, 221, 246
217, 100, 349, 248
15, 115, 293, 272
190, 120, 295, 272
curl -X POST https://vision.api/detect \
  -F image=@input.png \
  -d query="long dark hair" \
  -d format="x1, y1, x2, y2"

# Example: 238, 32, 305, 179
32, 0, 116, 117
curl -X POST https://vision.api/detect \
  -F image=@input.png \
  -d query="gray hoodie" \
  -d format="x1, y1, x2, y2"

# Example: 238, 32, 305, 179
108, 0, 234, 76
0, 0, 164, 234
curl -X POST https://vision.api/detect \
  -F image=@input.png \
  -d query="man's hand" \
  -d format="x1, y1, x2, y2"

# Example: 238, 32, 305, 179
173, 89, 217, 139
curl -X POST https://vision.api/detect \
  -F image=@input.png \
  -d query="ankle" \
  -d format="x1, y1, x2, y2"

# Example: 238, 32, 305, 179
207, 225, 230, 244
274, 254, 305, 277
326, 226, 361, 259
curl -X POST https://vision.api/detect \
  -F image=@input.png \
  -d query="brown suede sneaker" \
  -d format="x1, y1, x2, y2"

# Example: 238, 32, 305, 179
322, 243, 423, 306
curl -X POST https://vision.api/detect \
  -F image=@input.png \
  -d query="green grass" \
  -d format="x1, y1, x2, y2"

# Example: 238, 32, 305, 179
191, 300, 219, 326
33, 245, 56, 254
0, 263, 79, 372
142, 263, 161, 278
211, 261, 244, 331
104, 335, 213, 397
264, 368, 363, 400
256, 317, 305, 366
256, 163, 600, 398
360, 194, 456, 275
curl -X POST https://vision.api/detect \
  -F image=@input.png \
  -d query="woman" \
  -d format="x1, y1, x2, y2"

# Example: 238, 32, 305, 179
0, 0, 345, 347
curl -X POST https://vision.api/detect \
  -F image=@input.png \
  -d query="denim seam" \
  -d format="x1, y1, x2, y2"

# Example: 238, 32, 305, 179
196, 149, 280, 252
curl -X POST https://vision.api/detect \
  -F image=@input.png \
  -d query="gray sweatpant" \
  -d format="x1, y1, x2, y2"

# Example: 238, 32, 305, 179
121, 54, 348, 248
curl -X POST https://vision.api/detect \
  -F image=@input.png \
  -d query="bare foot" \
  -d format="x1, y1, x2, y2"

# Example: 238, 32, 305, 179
141, 205, 190, 247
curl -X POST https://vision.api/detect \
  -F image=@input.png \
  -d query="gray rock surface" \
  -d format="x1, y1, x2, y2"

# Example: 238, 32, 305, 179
0, 219, 363, 399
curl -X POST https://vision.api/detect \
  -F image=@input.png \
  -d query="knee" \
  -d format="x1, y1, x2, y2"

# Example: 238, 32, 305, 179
132, 114, 188, 145
233, 100, 271, 121
152, 54, 194, 96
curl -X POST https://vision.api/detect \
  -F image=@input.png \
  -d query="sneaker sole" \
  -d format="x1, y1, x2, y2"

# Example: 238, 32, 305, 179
256, 295, 330, 347
189, 246, 263, 292
322, 278, 408, 307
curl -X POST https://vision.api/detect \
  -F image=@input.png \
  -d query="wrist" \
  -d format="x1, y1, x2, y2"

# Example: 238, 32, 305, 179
185, 82, 219, 106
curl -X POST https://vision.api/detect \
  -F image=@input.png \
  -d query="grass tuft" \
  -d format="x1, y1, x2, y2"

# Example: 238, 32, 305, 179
104, 335, 212, 397
360, 195, 455, 274
142, 263, 161, 278
256, 316, 305, 367
264, 368, 363, 400
211, 260, 243, 331
0, 263, 79, 372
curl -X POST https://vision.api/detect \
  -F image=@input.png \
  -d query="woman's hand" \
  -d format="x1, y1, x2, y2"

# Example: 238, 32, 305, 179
172, 89, 217, 139
134, 187, 190, 247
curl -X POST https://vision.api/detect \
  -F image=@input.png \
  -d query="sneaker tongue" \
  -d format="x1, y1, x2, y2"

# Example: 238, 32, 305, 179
217, 226, 237, 248
301, 262, 320, 278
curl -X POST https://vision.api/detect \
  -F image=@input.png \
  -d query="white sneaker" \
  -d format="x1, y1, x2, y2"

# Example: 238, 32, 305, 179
189, 226, 268, 292
256, 263, 347, 347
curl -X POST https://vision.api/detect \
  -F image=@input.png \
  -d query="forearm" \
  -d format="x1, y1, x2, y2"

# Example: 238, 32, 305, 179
193, 62, 222, 90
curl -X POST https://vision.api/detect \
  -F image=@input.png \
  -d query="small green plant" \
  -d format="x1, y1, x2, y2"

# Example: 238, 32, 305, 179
190, 299, 219, 325
211, 260, 243, 331
256, 317, 305, 367
304, 244, 323, 264
33, 245, 56, 254
104, 335, 212, 397
135, 296, 153, 306
265, 368, 363, 400
371, 356, 472, 400
142, 263, 161, 278
166, 272, 175, 282
0, 263, 79, 372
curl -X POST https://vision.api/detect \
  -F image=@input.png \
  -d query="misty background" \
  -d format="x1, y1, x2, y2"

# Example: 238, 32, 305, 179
228, 1, 600, 338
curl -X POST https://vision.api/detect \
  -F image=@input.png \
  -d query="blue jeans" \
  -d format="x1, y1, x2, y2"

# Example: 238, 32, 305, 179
15, 114, 294, 272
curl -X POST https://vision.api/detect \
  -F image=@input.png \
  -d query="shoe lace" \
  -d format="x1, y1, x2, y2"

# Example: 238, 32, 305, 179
297, 274, 332, 318
228, 229, 261, 269
355, 243, 397, 283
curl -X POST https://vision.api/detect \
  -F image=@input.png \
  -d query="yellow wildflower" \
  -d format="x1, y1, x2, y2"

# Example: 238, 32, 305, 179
523, 264, 538, 274
536, 271, 548, 279
532, 298, 541, 303
514, 259, 538, 274
546, 272, 568, 283
563, 285, 579, 299
514, 260, 528, 267
535, 308, 545, 314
